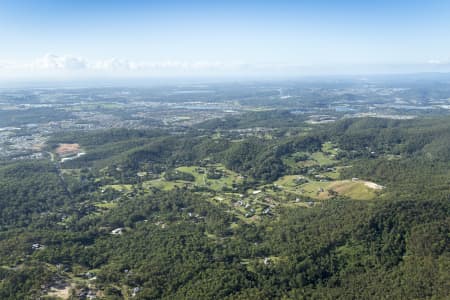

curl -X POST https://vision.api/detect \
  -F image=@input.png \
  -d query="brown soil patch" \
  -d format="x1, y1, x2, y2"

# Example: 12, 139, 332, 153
56, 143, 80, 156
316, 191, 331, 200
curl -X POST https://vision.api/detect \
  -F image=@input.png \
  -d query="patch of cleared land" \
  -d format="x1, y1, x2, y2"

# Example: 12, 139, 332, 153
141, 164, 244, 192
310, 152, 336, 165
364, 181, 384, 190
142, 179, 185, 191
307, 180, 382, 200
103, 184, 133, 192
47, 282, 71, 299
322, 141, 339, 155
56, 143, 81, 156
284, 143, 338, 169
274, 176, 383, 201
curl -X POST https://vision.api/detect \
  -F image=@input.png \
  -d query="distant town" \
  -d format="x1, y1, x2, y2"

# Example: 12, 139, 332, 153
2, 76, 450, 160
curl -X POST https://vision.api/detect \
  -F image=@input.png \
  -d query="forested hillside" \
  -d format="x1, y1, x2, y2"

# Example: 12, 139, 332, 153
0, 112, 449, 299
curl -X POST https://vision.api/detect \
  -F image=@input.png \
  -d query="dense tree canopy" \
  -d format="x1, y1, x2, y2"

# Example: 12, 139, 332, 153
0, 114, 449, 299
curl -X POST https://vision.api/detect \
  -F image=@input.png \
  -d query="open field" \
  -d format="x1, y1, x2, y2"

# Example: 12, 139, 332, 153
175, 164, 244, 191
284, 143, 339, 169
274, 175, 382, 200
322, 141, 339, 155
303, 180, 382, 200
310, 151, 336, 165
142, 179, 184, 191
138, 164, 243, 192
103, 184, 133, 192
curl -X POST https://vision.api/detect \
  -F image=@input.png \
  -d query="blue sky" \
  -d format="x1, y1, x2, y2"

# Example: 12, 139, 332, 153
1, 0, 450, 78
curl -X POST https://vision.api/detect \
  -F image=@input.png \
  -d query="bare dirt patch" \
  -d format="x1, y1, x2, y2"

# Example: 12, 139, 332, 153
364, 181, 384, 190
56, 143, 81, 156
47, 282, 72, 299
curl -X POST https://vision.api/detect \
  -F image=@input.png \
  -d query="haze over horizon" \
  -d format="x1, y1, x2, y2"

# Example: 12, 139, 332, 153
1, 0, 450, 80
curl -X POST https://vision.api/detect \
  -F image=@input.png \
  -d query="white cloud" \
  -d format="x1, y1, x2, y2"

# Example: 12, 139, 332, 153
427, 59, 450, 65
91, 59, 249, 72
0, 54, 252, 77
92, 58, 135, 71
2, 54, 450, 79
30, 54, 88, 70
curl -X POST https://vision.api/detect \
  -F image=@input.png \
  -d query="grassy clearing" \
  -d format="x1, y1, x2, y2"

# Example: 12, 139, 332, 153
301, 181, 332, 200
322, 169, 340, 179
283, 154, 317, 168
275, 175, 308, 189
103, 184, 133, 192
95, 202, 118, 209
176, 164, 243, 191
142, 179, 185, 191
140, 164, 244, 193
274, 175, 379, 201
283, 202, 312, 208
322, 141, 339, 155
310, 152, 336, 166
176, 166, 206, 184
285, 143, 339, 168
301, 180, 379, 200
328, 180, 379, 200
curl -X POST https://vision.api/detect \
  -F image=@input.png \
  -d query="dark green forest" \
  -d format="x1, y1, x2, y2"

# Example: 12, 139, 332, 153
0, 112, 449, 299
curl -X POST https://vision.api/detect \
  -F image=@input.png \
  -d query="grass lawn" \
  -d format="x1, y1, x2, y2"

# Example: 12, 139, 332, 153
310, 151, 336, 166
176, 164, 243, 191
284, 144, 338, 168
103, 184, 133, 192
274, 175, 308, 188
301, 180, 379, 200
275, 175, 380, 201
328, 180, 379, 200
322, 169, 340, 179
322, 141, 339, 155
142, 179, 184, 191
